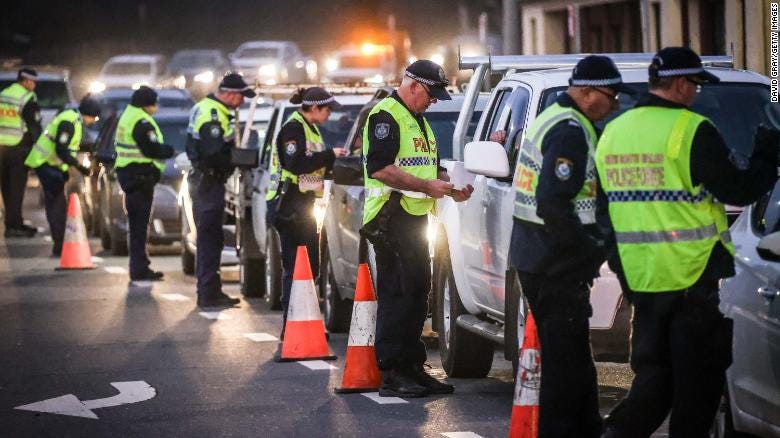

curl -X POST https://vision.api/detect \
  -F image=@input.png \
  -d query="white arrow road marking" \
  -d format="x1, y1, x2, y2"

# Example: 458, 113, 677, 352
160, 293, 190, 302
243, 333, 278, 342
199, 312, 231, 320
104, 266, 127, 274
298, 360, 338, 371
361, 392, 408, 404
14, 381, 156, 419
91, 256, 104, 264
442, 433, 484, 438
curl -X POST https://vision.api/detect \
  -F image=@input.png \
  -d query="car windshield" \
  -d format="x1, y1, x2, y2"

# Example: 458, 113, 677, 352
158, 119, 189, 153
320, 104, 364, 149
237, 47, 279, 59
0, 80, 71, 110
339, 55, 383, 69
540, 83, 778, 155
168, 52, 217, 72
103, 62, 151, 76
427, 110, 483, 160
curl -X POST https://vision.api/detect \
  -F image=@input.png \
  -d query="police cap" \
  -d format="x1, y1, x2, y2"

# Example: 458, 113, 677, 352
569, 55, 635, 94
649, 47, 720, 83
404, 59, 451, 101
298, 87, 342, 110
78, 95, 101, 117
18, 68, 38, 82
219, 72, 256, 98
131, 86, 158, 107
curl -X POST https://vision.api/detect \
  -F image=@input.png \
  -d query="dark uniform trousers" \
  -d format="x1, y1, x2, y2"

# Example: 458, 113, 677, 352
373, 208, 429, 371
189, 170, 225, 298
517, 271, 603, 438
0, 144, 30, 228
35, 164, 67, 245
117, 169, 155, 278
604, 276, 732, 438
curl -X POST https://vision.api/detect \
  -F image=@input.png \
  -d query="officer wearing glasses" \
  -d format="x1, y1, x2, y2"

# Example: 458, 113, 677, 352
509, 55, 633, 437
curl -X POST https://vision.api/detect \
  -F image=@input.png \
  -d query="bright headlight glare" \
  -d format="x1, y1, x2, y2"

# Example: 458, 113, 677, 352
430, 53, 445, 67
258, 64, 276, 76
193, 70, 214, 83
364, 74, 384, 84
325, 58, 338, 72
89, 81, 106, 94
173, 75, 186, 89
313, 200, 327, 233
81, 156, 91, 168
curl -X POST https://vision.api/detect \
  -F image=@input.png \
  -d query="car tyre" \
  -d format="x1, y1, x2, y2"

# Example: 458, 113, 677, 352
319, 233, 352, 333
265, 227, 283, 310
110, 224, 128, 256
99, 210, 112, 250
240, 254, 266, 298
435, 242, 494, 378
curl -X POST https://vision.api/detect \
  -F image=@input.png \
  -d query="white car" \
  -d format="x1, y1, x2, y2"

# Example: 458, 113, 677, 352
322, 43, 397, 84
434, 53, 757, 377
91, 54, 166, 93
229, 41, 311, 85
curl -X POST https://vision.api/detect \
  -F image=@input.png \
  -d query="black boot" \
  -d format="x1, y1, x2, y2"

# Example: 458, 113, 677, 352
407, 364, 454, 394
378, 369, 429, 398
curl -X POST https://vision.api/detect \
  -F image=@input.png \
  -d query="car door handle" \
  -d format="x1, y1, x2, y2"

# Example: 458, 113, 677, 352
758, 287, 779, 299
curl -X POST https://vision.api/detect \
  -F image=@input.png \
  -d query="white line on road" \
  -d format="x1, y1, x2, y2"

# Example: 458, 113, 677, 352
159, 293, 190, 302
361, 392, 408, 405
199, 312, 231, 320
91, 256, 104, 264
104, 266, 127, 274
243, 333, 278, 342
298, 360, 338, 370
442, 433, 484, 438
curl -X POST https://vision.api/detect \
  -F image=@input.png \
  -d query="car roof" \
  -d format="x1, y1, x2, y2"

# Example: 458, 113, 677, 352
429, 93, 490, 112
96, 87, 193, 99
106, 54, 164, 63
503, 66, 769, 88
153, 108, 191, 121
273, 94, 372, 109
237, 41, 290, 49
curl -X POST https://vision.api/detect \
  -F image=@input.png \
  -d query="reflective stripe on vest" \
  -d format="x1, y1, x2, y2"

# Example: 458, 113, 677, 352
0, 83, 35, 146
24, 109, 82, 171
595, 106, 734, 292
276, 111, 326, 196
113, 105, 165, 171
513, 102, 598, 225
362, 96, 437, 224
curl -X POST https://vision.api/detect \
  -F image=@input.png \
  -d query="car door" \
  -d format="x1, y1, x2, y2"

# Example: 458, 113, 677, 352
251, 106, 280, 248
721, 182, 780, 430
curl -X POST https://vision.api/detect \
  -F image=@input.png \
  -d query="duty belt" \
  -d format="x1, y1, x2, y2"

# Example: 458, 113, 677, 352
365, 187, 429, 199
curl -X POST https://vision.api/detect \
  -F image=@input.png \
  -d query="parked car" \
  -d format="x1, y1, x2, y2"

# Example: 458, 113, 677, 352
322, 43, 398, 84
166, 49, 231, 98
90, 54, 166, 93
441, 54, 767, 377
320, 90, 488, 331
230, 41, 311, 85
713, 176, 780, 436
93, 108, 189, 255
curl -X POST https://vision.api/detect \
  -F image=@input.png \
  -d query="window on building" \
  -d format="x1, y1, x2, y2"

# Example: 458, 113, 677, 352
699, 0, 726, 55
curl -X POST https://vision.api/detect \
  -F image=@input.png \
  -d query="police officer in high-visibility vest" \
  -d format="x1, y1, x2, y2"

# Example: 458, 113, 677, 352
114, 86, 175, 282
363, 60, 472, 398
597, 47, 780, 438
187, 73, 255, 308
0, 68, 42, 237
268, 87, 347, 335
24, 96, 101, 256
510, 55, 633, 437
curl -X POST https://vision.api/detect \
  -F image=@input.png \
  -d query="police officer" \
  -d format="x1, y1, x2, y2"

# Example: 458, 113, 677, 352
0, 68, 42, 237
597, 47, 779, 438
24, 96, 101, 256
363, 60, 472, 398
114, 86, 175, 282
187, 73, 254, 308
510, 55, 632, 437
268, 87, 347, 335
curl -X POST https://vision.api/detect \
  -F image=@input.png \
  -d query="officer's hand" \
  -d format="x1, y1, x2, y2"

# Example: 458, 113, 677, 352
489, 130, 507, 145
332, 147, 347, 157
438, 170, 450, 182
424, 179, 454, 199
77, 165, 91, 176
450, 184, 474, 202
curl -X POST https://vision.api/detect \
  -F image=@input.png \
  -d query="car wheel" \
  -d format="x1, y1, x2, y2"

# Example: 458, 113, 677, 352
240, 254, 266, 298
711, 387, 750, 438
435, 243, 494, 378
319, 233, 352, 333
91, 204, 102, 237
265, 227, 283, 310
99, 210, 111, 250
110, 224, 128, 256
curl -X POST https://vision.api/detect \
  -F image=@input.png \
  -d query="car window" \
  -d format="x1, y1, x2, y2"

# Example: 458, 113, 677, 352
751, 180, 780, 236
103, 62, 151, 76
1, 79, 71, 110
260, 109, 280, 166
482, 88, 513, 141
427, 110, 482, 160
158, 119, 189, 153
240, 47, 278, 58
320, 104, 364, 150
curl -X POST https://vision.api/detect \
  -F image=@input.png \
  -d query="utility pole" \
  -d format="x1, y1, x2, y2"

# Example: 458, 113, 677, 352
502, 0, 520, 55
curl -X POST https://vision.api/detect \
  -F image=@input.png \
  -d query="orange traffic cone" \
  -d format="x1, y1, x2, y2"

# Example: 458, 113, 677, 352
335, 263, 381, 393
277, 246, 336, 362
509, 312, 540, 438
56, 194, 95, 270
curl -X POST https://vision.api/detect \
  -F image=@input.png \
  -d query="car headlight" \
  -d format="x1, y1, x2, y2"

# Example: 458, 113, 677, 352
364, 74, 385, 84
193, 70, 214, 83
89, 81, 106, 94
258, 64, 277, 77
81, 156, 91, 168
325, 58, 339, 72
173, 75, 186, 89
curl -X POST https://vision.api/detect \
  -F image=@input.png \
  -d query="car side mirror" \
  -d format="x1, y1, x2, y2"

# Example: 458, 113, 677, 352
757, 231, 780, 262
464, 141, 510, 178
231, 148, 259, 169
333, 156, 364, 186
